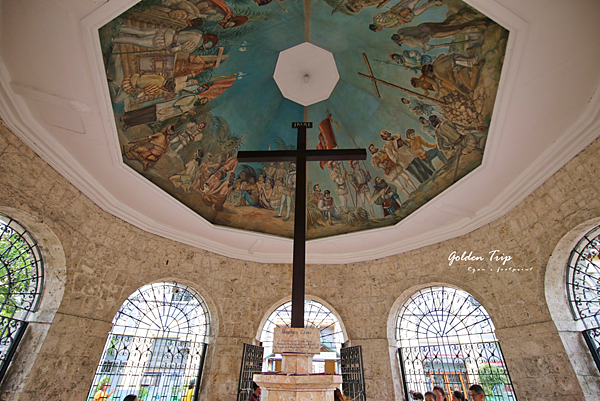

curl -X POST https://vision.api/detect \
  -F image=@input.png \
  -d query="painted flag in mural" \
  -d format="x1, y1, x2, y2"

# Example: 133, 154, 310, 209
317, 116, 338, 169
201, 75, 238, 101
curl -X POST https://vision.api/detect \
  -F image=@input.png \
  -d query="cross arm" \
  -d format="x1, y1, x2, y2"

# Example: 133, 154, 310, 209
305, 149, 366, 162
236, 149, 367, 163
236, 150, 299, 163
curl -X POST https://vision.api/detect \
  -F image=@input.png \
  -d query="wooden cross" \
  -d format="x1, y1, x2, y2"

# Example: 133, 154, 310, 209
237, 123, 366, 328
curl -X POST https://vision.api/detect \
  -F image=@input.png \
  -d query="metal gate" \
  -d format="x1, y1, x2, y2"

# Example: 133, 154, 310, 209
398, 343, 517, 401
341, 345, 366, 401
236, 343, 264, 401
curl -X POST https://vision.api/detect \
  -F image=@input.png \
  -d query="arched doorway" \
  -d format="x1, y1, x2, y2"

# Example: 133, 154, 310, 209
87, 282, 211, 401
259, 298, 345, 374
395, 286, 516, 400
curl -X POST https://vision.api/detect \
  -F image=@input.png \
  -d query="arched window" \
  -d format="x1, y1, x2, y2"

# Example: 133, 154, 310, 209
88, 282, 211, 401
260, 299, 345, 374
0, 215, 43, 382
395, 287, 516, 400
566, 224, 600, 371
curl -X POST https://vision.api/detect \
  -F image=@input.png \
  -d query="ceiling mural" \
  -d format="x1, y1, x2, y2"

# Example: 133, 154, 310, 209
99, 0, 508, 240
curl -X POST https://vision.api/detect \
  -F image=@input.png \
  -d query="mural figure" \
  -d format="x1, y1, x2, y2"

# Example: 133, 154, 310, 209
391, 17, 488, 52
169, 149, 204, 192
380, 130, 433, 183
369, 0, 443, 32
123, 125, 176, 171
275, 164, 296, 221
372, 177, 402, 215
428, 115, 486, 155
318, 190, 342, 226
236, 175, 259, 206
401, 97, 436, 116
203, 172, 236, 211
158, 0, 249, 28
258, 177, 275, 210
369, 144, 416, 197
329, 161, 350, 207
388, 50, 432, 74
405, 128, 437, 171
121, 94, 208, 130
349, 160, 375, 217
170, 121, 205, 153
112, 25, 219, 55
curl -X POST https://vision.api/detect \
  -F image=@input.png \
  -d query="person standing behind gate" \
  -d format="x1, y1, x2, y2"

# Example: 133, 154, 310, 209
93, 381, 115, 401
334, 388, 346, 401
249, 382, 261, 401
433, 385, 448, 401
469, 384, 486, 401
183, 380, 195, 401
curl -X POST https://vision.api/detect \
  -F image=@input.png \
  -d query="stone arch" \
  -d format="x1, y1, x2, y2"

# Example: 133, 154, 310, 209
87, 281, 215, 401
0, 206, 67, 399
386, 282, 510, 401
256, 294, 349, 346
545, 217, 600, 398
256, 295, 349, 373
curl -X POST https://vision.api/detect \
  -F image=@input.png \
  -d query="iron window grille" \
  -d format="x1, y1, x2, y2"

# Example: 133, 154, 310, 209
396, 287, 517, 401
0, 215, 44, 383
566, 225, 600, 371
87, 282, 210, 401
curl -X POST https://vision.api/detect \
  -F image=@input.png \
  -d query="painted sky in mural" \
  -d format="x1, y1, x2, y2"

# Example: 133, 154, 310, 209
99, 0, 508, 239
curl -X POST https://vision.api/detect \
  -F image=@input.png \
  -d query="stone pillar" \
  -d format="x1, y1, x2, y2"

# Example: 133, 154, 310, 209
254, 328, 342, 401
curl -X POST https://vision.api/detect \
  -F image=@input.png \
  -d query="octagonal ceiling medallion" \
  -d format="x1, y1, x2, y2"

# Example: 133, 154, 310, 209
273, 42, 339, 106
98, 0, 508, 240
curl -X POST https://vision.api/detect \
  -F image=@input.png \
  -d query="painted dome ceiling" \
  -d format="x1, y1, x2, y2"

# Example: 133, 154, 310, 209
99, 0, 508, 240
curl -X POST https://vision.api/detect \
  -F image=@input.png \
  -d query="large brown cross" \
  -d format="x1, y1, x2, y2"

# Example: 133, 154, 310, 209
237, 122, 366, 327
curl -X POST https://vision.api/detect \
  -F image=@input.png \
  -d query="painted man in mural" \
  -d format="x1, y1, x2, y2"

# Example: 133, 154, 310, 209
170, 121, 205, 153
123, 125, 176, 171
112, 25, 218, 55
329, 161, 350, 207
369, 0, 443, 32
405, 128, 437, 171
203, 172, 235, 211
275, 164, 296, 221
391, 19, 487, 52
369, 144, 416, 197
169, 149, 204, 192
121, 95, 208, 130
349, 160, 375, 218
318, 190, 342, 226
372, 177, 402, 216
160, 0, 249, 28
389, 51, 432, 74
380, 130, 433, 183
428, 115, 486, 156
236, 176, 259, 207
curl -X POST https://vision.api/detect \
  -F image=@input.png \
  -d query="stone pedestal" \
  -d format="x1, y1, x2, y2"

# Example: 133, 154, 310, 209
254, 327, 342, 401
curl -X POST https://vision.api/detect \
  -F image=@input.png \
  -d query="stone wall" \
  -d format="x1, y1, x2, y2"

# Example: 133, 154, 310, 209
1, 119, 599, 401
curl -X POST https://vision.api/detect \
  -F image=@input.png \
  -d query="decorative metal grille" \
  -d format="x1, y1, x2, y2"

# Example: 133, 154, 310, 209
237, 343, 264, 401
260, 299, 345, 373
87, 282, 210, 401
396, 287, 516, 401
340, 345, 366, 401
0, 215, 43, 382
567, 225, 600, 371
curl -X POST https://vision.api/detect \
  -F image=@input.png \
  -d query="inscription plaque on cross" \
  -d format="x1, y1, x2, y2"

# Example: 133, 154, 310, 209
237, 122, 366, 328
